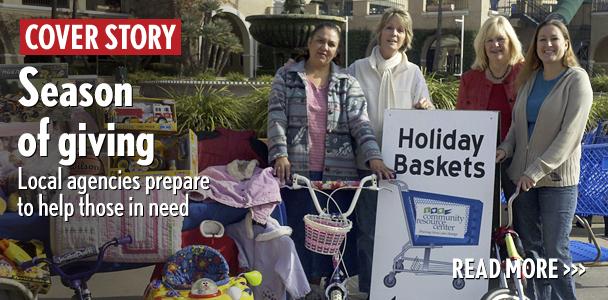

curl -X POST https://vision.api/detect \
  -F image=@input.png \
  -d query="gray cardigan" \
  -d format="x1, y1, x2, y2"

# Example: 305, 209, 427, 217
498, 67, 593, 187
267, 61, 382, 180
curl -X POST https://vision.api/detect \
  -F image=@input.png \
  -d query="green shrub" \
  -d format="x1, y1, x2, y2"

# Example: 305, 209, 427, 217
241, 85, 271, 138
195, 70, 216, 81
173, 85, 247, 134
588, 95, 608, 131
592, 64, 608, 76
254, 75, 275, 83
225, 72, 247, 82
591, 75, 608, 93
425, 72, 458, 110
127, 70, 164, 84
150, 62, 178, 75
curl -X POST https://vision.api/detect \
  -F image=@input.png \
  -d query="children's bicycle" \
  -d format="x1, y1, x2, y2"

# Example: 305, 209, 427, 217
289, 173, 380, 300
481, 189, 529, 300
21, 236, 133, 300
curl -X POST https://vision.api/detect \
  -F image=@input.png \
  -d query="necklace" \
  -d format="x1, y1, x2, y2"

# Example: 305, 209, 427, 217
488, 65, 511, 81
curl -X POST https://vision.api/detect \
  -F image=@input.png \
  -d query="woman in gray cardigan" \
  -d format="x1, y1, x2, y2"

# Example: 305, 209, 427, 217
496, 19, 592, 300
267, 23, 393, 296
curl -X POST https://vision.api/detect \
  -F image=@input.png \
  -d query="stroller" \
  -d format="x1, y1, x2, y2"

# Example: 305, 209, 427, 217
383, 180, 484, 290
144, 245, 261, 300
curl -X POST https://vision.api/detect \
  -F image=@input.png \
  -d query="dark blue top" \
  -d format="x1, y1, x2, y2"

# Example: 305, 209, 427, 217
527, 69, 566, 138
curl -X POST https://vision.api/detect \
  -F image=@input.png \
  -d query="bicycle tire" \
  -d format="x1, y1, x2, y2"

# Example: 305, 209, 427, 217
329, 289, 343, 300
481, 288, 529, 300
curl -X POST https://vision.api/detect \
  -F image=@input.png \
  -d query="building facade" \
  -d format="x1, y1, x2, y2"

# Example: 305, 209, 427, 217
2, 0, 603, 75
344, 0, 600, 73
0, 0, 272, 77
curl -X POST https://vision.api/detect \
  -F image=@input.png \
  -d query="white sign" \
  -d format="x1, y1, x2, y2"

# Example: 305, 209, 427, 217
370, 110, 497, 300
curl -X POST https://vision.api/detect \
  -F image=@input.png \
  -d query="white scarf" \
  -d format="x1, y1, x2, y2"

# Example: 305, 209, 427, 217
371, 46, 404, 140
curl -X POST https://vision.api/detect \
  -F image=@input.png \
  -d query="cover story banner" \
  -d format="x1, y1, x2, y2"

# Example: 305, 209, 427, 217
371, 109, 498, 300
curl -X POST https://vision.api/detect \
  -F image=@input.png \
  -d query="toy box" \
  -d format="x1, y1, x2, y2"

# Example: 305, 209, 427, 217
0, 240, 51, 295
106, 97, 177, 133
108, 129, 198, 177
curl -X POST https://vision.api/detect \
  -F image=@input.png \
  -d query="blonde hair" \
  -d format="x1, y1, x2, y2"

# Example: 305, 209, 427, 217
374, 8, 413, 52
516, 19, 579, 89
471, 16, 524, 70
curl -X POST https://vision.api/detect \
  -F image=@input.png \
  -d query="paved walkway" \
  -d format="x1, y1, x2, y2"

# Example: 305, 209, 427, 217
39, 219, 608, 300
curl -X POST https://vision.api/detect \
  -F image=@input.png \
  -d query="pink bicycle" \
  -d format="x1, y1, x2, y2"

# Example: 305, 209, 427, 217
288, 173, 380, 300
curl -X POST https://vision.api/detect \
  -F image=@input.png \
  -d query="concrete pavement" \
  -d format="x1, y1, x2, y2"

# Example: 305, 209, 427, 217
39, 219, 608, 300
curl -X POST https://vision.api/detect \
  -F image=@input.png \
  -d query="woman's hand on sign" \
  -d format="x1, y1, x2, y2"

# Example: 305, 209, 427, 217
414, 98, 435, 110
496, 149, 506, 163
369, 159, 395, 180
517, 175, 535, 192
273, 156, 291, 184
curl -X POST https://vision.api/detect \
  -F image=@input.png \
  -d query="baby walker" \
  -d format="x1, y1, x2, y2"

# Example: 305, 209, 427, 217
289, 173, 379, 300
144, 245, 262, 300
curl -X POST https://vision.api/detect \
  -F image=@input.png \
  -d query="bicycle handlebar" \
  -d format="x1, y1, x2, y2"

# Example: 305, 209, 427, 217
506, 187, 521, 228
290, 174, 379, 218
115, 235, 133, 246
20, 235, 133, 282
53, 246, 99, 265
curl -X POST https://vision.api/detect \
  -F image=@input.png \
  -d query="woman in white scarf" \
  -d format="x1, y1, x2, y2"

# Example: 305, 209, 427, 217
347, 8, 432, 298
348, 8, 433, 145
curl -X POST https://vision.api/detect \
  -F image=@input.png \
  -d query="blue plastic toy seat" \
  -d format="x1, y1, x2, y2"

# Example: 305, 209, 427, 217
162, 245, 230, 290
569, 240, 608, 263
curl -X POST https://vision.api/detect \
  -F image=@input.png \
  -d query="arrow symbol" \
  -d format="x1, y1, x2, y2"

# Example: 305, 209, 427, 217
578, 264, 586, 276
571, 263, 578, 276
563, 263, 570, 276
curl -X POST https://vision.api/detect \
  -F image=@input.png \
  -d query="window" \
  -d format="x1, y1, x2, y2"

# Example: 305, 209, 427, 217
22, 0, 70, 8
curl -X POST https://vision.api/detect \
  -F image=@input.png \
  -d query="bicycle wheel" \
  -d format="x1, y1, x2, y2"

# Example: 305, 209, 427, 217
481, 288, 529, 300
329, 288, 343, 300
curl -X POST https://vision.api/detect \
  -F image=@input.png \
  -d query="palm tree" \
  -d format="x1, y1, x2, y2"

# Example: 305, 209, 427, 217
176, 0, 242, 75
433, 0, 443, 72
217, 35, 244, 75
51, 0, 57, 18
72, 0, 77, 18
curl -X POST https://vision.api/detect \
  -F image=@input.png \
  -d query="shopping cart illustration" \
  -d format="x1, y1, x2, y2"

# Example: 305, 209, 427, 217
383, 180, 484, 290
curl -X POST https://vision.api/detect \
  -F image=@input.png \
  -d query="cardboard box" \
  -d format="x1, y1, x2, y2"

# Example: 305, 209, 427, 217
108, 129, 198, 177
105, 97, 177, 133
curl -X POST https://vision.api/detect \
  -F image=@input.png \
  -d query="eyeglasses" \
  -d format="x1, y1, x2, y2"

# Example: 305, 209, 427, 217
485, 37, 507, 45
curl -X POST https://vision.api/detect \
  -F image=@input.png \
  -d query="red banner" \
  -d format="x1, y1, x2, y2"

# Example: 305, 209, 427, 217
20, 19, 181, 56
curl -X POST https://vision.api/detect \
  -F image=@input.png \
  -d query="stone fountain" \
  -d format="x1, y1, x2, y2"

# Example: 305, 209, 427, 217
245, 0, 345, 67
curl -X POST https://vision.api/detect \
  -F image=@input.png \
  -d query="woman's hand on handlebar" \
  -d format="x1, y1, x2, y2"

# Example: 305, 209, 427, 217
273, 156, 291, 184
517, 175, 535, 192
369, 159, 395, 180
496, 149, 507, 163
